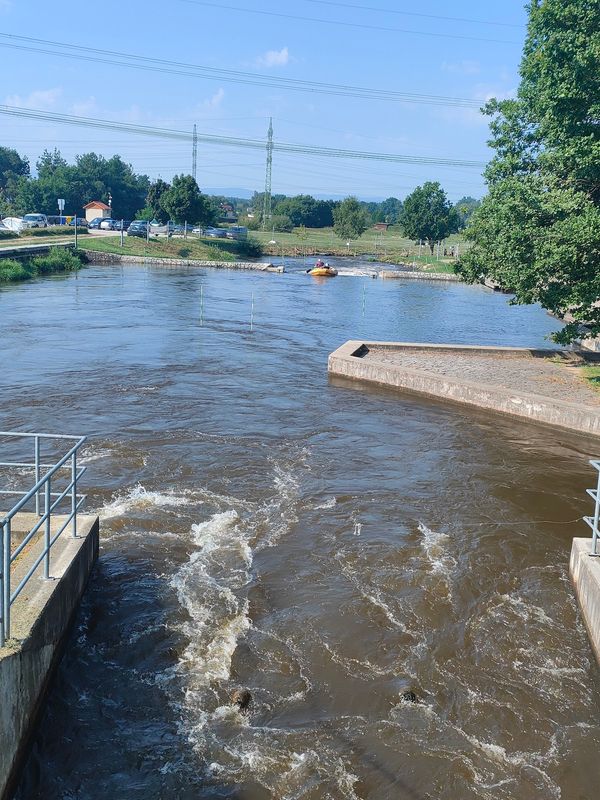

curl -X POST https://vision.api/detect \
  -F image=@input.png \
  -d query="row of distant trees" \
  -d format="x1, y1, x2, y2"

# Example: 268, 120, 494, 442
245, 191, 479, 240
0, 146, 479, 239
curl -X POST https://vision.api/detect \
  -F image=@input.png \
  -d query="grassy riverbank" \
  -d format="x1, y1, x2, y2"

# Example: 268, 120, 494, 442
81, 234, 262, 262
0, 248, 85, 284
252, 226, 466, 272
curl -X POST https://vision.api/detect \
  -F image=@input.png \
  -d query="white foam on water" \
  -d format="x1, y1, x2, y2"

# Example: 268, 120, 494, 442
99, 483, 196, 519
417, 521, 455, 576
78, 447, 113, 465
315, 496, 337, 510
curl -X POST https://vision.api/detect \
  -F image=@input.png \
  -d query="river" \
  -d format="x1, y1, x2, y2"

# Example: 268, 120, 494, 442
3, 262, 599, 799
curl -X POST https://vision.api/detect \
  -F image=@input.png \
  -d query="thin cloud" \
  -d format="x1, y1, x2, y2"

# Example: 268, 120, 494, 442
441, 60, 481, 76
5, 87, 62, 110
256, 47, 289, 68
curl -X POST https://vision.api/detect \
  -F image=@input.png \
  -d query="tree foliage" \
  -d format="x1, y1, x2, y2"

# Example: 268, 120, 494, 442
458, 0, 600, 343
159, 174, 215, 225
400, 182, 459, 252
333, 196, 370, 240
454, 196, 480, 229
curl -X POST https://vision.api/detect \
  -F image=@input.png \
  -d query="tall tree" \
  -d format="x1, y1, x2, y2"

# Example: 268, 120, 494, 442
454, 196, 480, 229
400, 182, 459, 253
145, 179, 171, 221
458, 0, 600, 344
0, 147, 29, 193
160, 175, 215, 225
333, 196, 370, 240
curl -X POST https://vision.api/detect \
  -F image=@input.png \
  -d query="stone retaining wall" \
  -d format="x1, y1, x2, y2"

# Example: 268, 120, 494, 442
80, 250, 261, 271
379, 270, 461, 282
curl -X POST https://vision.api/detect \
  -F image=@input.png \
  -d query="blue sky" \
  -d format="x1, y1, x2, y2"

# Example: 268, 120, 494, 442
0, 0, 528, 201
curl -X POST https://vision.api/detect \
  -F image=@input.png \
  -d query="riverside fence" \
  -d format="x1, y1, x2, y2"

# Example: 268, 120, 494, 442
0, 431, 87, 646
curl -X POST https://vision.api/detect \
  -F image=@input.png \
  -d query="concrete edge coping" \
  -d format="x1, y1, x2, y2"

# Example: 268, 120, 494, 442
327, 340, 600, 425
570, 538, 600, 666
1, 513, 99, 649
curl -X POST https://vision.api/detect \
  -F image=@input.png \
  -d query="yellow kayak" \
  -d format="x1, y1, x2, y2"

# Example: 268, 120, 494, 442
308, 267, 338, 277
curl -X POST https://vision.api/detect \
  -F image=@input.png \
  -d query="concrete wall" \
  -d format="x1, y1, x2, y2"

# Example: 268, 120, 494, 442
0, 515, 99, 800
379, 270, 460, 282
80, 250, 266, 271
570, 538, 600, 666
328, 340, 600, 437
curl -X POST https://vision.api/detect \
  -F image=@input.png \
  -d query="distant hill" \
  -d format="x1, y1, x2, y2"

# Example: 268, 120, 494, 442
203, 188, 388, 203
203, 187, 254, 199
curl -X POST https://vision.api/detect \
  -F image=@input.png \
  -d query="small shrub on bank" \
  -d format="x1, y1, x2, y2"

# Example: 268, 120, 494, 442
0, 230, 19, 240
234, 235, 263, 258
31, 249, 85, 274
0, 248, 85, 285
0, 258, 33, 282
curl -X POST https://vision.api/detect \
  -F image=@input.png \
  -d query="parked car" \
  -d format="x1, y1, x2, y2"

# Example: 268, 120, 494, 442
127, 220, 149, 238
204, 227, 227, 238
68, 218, 88, 227
22, 213, 48, 228
1, 217, 25, 232
88, 217, 106, 229
100, 218, 122, 230
225, 226, 248, 240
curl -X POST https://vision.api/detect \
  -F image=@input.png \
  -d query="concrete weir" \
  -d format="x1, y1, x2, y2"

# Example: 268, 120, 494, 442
570, 539, 600, 666
328, 340, 600, 437
0, 513, 99, 800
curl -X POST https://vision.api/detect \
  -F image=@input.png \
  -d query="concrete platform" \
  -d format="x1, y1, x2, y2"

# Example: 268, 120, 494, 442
328, 340, 600, 437
570, 538, 600, 666
0, 513, 99, 800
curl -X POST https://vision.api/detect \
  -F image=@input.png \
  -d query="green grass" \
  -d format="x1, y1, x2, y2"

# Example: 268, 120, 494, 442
0, 227, 87, 248
253, 225, 467, 272
0, 248, 85, 284
580, 365, 600, 391
80, 233, 262, 262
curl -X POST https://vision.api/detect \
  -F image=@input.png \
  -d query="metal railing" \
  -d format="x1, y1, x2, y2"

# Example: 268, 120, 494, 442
0, 432, 87, 647
584, 459, 600, 557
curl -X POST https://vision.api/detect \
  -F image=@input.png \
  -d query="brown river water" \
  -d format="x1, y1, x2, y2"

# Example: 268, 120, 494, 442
2, 261, 599, 799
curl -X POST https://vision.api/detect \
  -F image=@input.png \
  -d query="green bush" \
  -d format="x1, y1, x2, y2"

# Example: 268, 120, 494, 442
0, 230, 19, 240
235, 235, 263, 258
0, 248, 85, 284
0, 258, 33, 282
26, 226, 87, 237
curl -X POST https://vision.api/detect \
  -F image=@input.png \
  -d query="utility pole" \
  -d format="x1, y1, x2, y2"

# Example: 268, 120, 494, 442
261, 117, 273, 230
192, 124, 198, 182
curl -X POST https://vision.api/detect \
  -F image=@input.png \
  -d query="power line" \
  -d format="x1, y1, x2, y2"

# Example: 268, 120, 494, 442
0, 105, 485, 169
175, 0, 520, 45
0, 32, 483, 108
305, 0, 524, 29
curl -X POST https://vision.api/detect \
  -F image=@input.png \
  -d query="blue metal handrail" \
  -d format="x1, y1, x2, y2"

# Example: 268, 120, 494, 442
0, 431, 87, 647
583, 459, 600, 557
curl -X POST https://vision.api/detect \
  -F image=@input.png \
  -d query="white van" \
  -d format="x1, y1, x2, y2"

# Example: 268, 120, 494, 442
22, 213, 48, 228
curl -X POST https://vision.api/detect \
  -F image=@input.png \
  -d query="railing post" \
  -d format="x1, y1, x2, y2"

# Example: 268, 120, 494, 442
71, 451, 77, 538
0, 522, 4, 647
35, 435, 40, 516
3, 520, 10, 641
44, 479, 51, 580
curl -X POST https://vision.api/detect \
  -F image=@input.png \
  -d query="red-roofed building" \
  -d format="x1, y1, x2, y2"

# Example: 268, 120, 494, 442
83, 200, 111, 223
